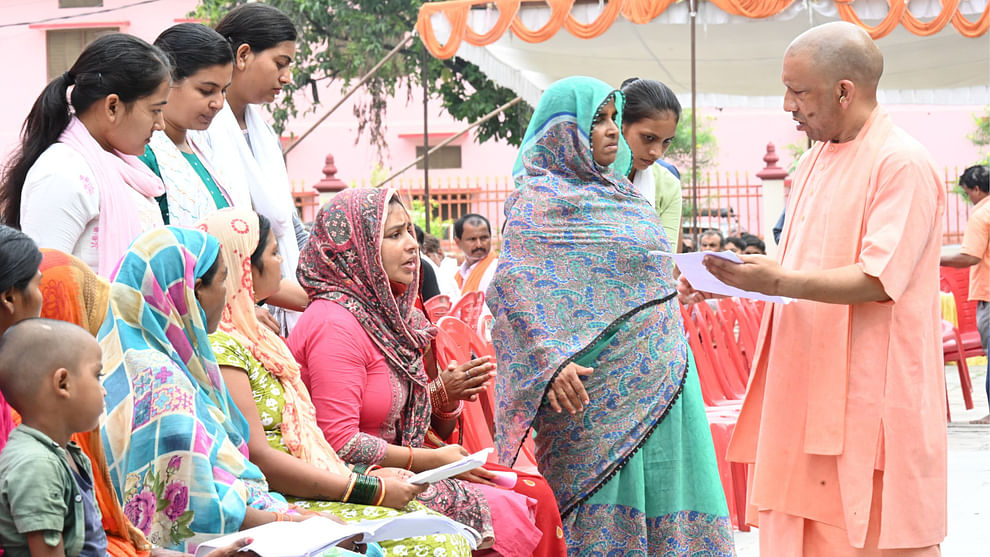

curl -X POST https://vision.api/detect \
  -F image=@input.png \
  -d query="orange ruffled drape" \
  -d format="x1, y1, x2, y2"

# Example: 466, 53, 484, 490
416, 0, 988, 59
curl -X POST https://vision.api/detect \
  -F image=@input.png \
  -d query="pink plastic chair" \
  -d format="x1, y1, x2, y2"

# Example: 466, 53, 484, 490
448, 291, 485, 330
424, 294, 451, 322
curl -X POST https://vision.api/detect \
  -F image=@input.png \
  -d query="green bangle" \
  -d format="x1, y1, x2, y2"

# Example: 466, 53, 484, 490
351, 463, 370, 474
352, 474, 380, 505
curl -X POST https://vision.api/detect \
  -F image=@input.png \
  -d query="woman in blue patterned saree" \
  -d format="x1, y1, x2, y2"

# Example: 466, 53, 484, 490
488, 76, 735, 555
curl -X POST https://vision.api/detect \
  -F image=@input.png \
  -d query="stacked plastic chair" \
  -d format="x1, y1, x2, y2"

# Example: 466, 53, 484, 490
680, 298, 759, 531
434, 313, 541, 474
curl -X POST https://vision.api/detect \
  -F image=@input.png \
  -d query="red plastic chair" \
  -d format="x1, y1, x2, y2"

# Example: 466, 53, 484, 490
940, 266, 984, 356
448, 291, 485, 330
716, 298, 758, 374
680, 303, 748, 530
424, 294, 451, 322
681, 305, 740, 406
942, 320, 974, 417
434, 316, 541, 474
693, 302, 748, 400
939, 267, 979, 411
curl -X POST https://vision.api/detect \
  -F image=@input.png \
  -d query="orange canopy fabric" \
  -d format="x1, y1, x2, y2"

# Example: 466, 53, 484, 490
417, 0, 988, 59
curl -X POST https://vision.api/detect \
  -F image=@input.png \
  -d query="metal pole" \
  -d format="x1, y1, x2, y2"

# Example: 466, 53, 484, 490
422, 42, 431, 234
283, 34, 415, 156
377, 96, 522, 187
690, 0, 698, 247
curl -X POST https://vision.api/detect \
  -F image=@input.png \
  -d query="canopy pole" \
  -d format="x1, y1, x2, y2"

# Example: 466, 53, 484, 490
283, 34, 415, 156
690, 0, 698, 247
422, 42, 431, 233
377, 96, 522, 187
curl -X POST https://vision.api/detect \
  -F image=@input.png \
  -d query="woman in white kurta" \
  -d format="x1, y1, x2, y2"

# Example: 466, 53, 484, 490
0, 34, 171, 277
192, 3, 309, 323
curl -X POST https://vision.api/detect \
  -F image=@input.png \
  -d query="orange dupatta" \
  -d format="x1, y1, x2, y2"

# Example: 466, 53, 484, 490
455, 251, 497, 293
38, 249, 152, 557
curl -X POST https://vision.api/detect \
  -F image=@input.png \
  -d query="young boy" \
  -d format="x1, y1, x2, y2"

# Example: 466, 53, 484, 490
0, 318, 106, 557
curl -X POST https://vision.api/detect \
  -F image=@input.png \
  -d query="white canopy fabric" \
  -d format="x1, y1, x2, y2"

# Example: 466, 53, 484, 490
427, 0, 990, 107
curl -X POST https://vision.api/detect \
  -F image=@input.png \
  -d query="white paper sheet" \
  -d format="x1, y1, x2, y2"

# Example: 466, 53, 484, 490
194, 512, 482, 556
657, 250, 793, 304
407, 447, 493, 485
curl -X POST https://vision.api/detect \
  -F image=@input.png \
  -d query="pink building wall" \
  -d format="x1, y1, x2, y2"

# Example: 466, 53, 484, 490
0, 0, 984, 228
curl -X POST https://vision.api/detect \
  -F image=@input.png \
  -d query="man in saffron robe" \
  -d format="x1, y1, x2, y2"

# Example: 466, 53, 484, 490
452, 213, 497, 295
679, 22, 946, 555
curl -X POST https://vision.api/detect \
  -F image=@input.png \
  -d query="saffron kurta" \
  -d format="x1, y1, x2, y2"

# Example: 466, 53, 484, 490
726, 107, 947, 550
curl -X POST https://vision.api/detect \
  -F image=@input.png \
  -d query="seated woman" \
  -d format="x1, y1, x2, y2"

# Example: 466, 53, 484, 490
289, 189, 562, 557
98, 227, 359, 553
0, 226, 43, 453
199, 207, 472, 556
0, 235, 248, 557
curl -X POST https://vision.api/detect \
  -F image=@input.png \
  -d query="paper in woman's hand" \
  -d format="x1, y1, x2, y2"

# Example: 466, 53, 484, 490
407, 448, 493, 485
654, 250, 793, 304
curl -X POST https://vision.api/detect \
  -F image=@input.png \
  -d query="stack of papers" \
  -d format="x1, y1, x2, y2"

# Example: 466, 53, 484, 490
194, 511, 481, 557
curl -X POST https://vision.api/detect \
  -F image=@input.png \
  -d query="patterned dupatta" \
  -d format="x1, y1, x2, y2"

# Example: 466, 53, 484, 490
99, 227, 284, 551
488, 76, 687, 515
297, 188, 436, 447
198, 208, 350, 475
38, 250, 152, 557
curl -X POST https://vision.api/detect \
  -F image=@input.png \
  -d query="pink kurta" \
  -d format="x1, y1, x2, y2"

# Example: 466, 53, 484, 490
727, 107, 947, 550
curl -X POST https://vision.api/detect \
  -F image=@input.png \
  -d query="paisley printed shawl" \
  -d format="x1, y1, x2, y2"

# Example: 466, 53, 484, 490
297, 188, 435, 447
198, 208, 350, 476
488, 76, 688, 512
100, 227, 285, 551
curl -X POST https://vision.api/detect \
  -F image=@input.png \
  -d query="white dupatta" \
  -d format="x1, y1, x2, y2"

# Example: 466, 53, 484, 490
192, 103, 299, 278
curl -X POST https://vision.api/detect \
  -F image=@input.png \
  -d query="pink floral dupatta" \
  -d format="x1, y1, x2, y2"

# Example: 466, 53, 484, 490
296, 188, 436, 446
198, 208, 349, 475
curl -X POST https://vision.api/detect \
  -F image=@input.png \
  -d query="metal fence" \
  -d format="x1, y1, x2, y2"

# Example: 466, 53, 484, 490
296, 165, 971, 250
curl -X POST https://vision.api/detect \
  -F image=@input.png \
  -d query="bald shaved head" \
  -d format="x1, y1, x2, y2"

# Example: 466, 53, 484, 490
0, 318, 98, 413
786, 22, 884, 95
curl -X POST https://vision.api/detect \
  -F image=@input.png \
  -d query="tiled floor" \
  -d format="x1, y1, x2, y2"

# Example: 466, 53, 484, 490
732, 361, 989, 556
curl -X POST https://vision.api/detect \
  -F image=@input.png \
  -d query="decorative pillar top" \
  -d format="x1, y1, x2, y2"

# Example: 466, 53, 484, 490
756, 142, 789, 181
314, 153, 348, 193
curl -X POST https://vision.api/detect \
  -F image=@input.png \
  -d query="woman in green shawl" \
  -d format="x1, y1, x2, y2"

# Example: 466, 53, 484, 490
488, 76, 735, 555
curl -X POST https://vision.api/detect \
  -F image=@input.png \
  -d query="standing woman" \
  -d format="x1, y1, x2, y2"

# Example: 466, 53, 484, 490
0, 226, 43, 453
193, 4, 307, 317
620, 77, 683, 248
139, 23, 238, 227
489, 76, 734, 554
0, 34, 170, 277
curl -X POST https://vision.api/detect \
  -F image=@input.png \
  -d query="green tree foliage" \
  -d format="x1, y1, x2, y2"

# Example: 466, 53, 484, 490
664, 108, 718, 177
969, 107, 989, 165
192, 0, 532, 154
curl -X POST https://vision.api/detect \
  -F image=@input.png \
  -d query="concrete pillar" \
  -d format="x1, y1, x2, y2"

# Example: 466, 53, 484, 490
756, 142, 789, 258
313, 153, 348, 207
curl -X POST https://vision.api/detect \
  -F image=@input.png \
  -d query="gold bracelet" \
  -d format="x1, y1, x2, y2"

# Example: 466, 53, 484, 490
374, 477, 386, 506
405, 445, 414, 471
342, 473, 357, 502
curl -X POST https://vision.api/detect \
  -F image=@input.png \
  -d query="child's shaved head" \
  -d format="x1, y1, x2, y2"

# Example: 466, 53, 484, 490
0, 318, 97, 413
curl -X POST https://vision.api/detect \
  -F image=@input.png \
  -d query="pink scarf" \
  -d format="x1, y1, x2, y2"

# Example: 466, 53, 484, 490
58, 117, 164, 277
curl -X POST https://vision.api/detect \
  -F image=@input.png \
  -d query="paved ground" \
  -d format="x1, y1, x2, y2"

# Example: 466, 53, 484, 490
732, 361, 989, 556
